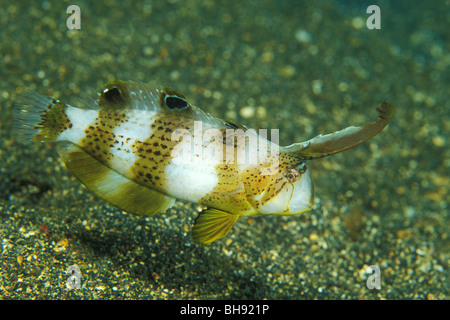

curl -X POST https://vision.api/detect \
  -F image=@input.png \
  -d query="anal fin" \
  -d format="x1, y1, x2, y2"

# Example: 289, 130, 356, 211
191, 208, 239, 245
57, 143, 175, 215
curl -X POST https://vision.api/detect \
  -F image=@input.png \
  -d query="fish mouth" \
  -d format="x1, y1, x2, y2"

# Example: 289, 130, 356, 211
253, 169, 314, 216
288, 169, 314, 214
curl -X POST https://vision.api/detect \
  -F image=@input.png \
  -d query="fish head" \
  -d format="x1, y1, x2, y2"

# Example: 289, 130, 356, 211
252, 156, 314, 216
254, 101, 395, 215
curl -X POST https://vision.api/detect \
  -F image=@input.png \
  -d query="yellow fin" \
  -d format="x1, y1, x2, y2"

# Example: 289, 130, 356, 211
57, 143, 175, 215
191, 208, 239, 245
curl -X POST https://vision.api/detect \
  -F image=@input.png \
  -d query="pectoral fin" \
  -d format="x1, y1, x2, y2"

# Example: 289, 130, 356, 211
57, 143, 175, 215
191, 208, 239, 245
285, 101, 394, 159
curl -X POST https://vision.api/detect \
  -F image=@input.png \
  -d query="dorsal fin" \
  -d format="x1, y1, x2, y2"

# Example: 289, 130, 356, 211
97, 81, 228, 128
225, 120, 249, 130
284, 101, 394, 160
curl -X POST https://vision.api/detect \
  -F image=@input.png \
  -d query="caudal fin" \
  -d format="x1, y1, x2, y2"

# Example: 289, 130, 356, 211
12, 91, 69, 143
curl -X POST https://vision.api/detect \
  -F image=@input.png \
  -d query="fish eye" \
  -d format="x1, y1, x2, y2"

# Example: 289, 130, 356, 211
103, 86, 122, 103
165, 95, 188, 110
284, 168, 299, 183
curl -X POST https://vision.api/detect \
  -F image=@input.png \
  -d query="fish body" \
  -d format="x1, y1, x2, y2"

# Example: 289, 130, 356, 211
12, 81, 394, 244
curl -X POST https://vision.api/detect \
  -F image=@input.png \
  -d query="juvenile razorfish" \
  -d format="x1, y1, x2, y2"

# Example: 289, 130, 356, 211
12, 81, 394, 245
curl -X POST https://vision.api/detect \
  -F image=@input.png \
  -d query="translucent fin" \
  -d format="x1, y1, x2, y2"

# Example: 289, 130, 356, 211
57, 143, 175, 215
12, 91, 68, 143
225, 119, 249, 130
285, 102, 394, 159
96, 81, 228, 127
191, 208, 239, 245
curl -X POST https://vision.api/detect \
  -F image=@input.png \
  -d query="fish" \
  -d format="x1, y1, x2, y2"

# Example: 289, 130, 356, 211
12, 81, 394, 245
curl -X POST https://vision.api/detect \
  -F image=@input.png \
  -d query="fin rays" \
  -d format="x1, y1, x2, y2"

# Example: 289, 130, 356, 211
285, 102, 395, 159
97, 81, 228, 128
191, 208, 239, 245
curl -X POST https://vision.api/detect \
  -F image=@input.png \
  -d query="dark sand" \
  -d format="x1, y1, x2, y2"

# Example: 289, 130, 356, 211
0, 1, 447, 299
